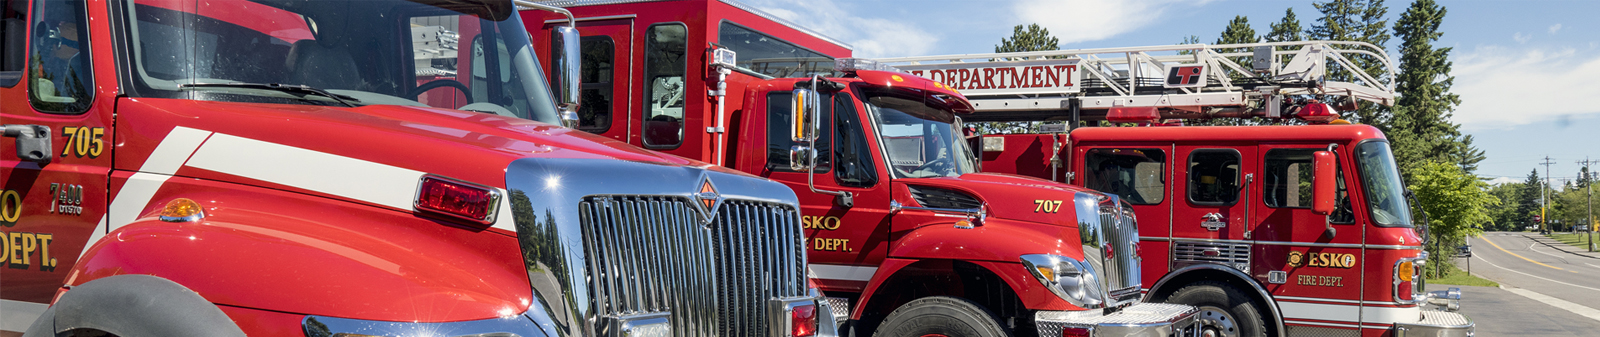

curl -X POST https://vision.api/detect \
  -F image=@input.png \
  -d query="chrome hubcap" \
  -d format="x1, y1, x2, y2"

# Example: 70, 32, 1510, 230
1196, 306, 1239, 337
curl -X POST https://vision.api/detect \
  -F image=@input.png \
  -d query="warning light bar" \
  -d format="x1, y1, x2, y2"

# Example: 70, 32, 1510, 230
834, 58, 903, 73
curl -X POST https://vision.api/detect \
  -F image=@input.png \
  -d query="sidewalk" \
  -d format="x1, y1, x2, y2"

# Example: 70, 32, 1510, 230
1520, 233, 1600, 259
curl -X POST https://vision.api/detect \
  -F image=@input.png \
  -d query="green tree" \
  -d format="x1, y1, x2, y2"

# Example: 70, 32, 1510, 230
1520, 169, 1546, 230
1486, 182, 1523, 231
1266, 8, 1304, 43
1409, 161, 1496, 277
996, 24, 1060, 55
1390, 0, 1473, 182
1308, 0, 1393, 131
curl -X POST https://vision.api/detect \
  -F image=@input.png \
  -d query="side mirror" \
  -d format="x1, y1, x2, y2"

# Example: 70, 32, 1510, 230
791, 88, 819, 143
789, 145, 816, 172
552, 26, 582, 128
1311, 150, 1337, 215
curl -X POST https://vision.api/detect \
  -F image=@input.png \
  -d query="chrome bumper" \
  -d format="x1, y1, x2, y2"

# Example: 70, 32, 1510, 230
1394, 309, 1474, 337
1035, 303, 1200, 337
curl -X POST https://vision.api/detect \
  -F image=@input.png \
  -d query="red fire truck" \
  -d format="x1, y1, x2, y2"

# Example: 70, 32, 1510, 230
1, 0, 820, 336
523, 1, 1202, 337
875, 41, 1473, 336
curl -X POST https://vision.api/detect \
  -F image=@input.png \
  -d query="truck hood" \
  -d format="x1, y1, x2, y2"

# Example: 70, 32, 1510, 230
116, 98, 714, 190
898, 172, 1094, 227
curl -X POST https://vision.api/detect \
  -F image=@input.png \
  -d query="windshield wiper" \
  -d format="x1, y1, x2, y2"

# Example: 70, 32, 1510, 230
178, 82, 360, 107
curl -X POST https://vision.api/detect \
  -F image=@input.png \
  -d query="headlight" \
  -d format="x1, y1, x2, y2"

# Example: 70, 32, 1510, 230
1020, 254, 1105, 309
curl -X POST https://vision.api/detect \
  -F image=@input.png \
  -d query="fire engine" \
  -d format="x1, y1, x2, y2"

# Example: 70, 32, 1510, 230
523, 1, 1202, 336
1, 0, 820, 336
874, 41, 1474, 336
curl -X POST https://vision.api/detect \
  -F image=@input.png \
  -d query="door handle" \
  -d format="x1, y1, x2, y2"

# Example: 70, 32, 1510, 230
1201, 212, 1226, 231
2, 124, 52, 164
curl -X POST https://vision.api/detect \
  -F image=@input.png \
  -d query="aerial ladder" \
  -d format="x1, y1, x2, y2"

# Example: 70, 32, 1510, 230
871, 41, 1396, 125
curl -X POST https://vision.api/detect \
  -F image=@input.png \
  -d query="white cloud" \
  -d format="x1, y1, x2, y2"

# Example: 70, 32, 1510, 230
1012, 0, 1216, 45
1513, 32, 1532, 43
1548, 23, 1563, 34
1452, 45, 1600, 130
743, 0, 938, 58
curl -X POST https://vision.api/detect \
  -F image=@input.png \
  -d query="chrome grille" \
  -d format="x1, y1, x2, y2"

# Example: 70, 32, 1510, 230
1172, 241, 1251, 272
1096, 200, 1142, 306
579, 196, 806, 337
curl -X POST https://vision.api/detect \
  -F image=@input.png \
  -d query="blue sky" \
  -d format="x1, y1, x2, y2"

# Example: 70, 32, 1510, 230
746, 0, 1600, 186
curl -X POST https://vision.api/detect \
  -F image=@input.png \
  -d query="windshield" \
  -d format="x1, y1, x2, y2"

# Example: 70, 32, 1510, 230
118, 0, 558, 123
863, 86, 977, 179
1355, 141, 1412, 227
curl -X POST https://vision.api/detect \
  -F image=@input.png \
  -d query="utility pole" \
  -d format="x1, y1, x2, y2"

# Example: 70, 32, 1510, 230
1540, 156, 1557, 233
1580, 157, 1595, 251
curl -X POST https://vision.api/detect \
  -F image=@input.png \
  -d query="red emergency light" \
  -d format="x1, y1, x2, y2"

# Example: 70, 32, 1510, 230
415, 175, 499, 224
1298, 101, 1339, 124
1105, 107, 1159, 124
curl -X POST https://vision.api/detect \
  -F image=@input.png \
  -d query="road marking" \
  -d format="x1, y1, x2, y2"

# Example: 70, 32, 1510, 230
1498, 285, 1600, 323
1525, 242, 1576, 268
1471, 255, 1600, 292
1480, 236, 1565, 271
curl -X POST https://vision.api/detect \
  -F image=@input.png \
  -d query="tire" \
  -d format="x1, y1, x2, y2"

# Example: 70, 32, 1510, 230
1165, 281, 1268, 337
872, 296, 1010, 337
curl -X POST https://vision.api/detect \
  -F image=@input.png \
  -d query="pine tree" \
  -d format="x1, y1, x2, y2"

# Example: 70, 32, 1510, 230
1520, 169, 1546, 230
1308, 0, 1393, 131
1266, 8, 1303, 43
996, 24, 1060, 54
1390, 0, 1470, 180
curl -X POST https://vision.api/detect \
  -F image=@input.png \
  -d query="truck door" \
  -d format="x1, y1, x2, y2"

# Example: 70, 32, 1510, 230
546, 18, 632, 142
759, 89, 889, 292
1173, 145, 1256, 243
1252, 144, 1365, 320
0, 0, 109, 311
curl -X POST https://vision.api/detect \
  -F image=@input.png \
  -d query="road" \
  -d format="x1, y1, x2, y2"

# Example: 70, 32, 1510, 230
1453, 231, 1600, 336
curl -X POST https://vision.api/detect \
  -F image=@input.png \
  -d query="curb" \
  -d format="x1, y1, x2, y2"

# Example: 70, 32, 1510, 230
1520, 234, 1600, 260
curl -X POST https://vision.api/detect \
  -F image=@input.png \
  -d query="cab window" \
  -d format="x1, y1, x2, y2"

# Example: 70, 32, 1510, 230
832, 92, 876, 187
766, 91, 832, 173
642, 23, 685, 148
576, 35, 612, 133
28, 0, 93, 113
1262, 149, 1316, 208
1, 0, 25, 87
1084, 148, 1165, 205
1188, 149, 1240, 205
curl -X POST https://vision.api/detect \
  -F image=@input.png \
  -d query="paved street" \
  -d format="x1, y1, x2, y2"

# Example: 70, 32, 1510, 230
1450, 232, 1600, 336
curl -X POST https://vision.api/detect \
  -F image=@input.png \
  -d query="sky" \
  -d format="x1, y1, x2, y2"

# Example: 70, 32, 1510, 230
743, 0, 1600, 187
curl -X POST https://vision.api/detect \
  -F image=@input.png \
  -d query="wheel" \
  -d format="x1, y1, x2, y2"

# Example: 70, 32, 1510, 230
872, 296, 1010, 337
410, 79, 472, 101
1165, 281, 1268, 337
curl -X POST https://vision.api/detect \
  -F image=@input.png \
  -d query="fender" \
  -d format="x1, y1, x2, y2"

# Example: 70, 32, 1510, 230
1148, 264, 1286, 337
23, 274, 245, 337
68, 177, 533, 323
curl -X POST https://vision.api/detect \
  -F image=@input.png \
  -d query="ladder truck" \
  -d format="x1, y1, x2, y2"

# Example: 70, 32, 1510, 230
875, 41, 1473, 337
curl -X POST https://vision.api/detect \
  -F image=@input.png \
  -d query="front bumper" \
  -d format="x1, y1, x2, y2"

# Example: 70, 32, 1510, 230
1393, 309, 1473, 337
1034, 303, 1200, 337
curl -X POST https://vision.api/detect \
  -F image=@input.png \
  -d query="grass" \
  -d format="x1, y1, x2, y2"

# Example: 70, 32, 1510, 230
1430, 260, 1499, 287
1546, 232, 1599, 251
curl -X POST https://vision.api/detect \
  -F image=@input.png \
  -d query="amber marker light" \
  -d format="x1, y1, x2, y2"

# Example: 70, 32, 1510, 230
1398, 260, 1414, 282
159, 198, 205, 222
